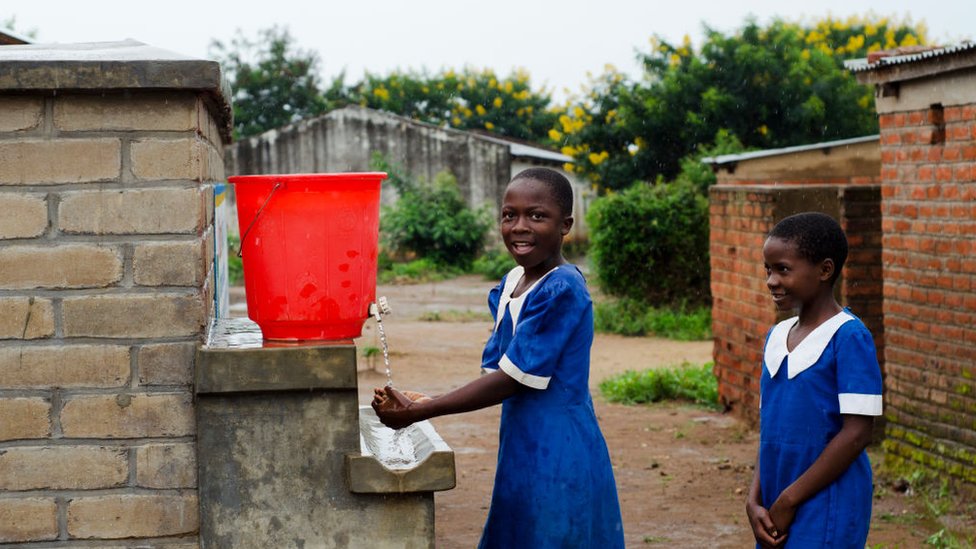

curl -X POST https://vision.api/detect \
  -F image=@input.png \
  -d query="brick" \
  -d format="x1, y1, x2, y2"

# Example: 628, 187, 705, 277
0, 244, 122, 289
0, 498, 57, 543
67, 494, 198, 539
131, 138, 210, 182
137, 342, 194, 386
0, 446, 127, 490
62, 294, 204, 338
0, 345, 129, 389
0, 96, 44, 132
0, 297, 54, 339
0, 193, 48, 239
54, 93, 197, 132
60, 393, 194, 438
135, 442, 196, 488
0, 397, 50, 441
59, 188, 204, 235
133, 240, 205, 286
0, 139, 120, 185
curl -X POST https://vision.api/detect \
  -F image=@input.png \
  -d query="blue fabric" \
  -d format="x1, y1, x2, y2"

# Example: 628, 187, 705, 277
759, 312, 882, 548
478, 265, 625, 548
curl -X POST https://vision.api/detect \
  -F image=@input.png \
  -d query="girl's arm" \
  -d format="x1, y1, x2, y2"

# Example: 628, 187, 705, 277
768, 414, 874, 533
372, 369, 522, 429
746, 451, 787, 548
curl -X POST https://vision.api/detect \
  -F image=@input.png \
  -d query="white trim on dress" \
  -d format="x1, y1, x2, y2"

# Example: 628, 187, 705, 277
764, 310, 854, 379
499, 354, 551, 390
838, 393, 883, 416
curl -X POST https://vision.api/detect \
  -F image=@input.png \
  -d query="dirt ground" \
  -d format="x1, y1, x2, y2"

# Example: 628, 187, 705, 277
337, 275, 972, 548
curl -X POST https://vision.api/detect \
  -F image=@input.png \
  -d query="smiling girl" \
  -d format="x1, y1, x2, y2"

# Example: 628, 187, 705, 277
373, 168, 624, 548
746, 212, 883, 548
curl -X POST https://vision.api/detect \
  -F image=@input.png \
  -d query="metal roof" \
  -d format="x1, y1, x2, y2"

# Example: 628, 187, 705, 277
701, 135, 879, 166
846, 42, 976, 73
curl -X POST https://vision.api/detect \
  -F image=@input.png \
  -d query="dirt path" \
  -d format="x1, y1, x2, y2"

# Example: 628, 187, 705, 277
350, 275, 946, 548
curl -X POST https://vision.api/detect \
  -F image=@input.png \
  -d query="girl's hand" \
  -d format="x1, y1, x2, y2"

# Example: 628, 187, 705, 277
768, 496, 797, 541
372, 386, 422, 430
746, 499, 787, 548
401, 390, 432, 403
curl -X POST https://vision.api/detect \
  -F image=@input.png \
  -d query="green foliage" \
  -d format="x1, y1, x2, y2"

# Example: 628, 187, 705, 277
210, 26, 346, 139
594, 299, 711, 340
373, 156, 491, 270
349, 67, 558, 142
377, 258, 462, 285
558, 15, 928, 190
226, 234, 244, 286
472, 248, 517, 281
586, 181, 710, 305
599, 362, 720, 409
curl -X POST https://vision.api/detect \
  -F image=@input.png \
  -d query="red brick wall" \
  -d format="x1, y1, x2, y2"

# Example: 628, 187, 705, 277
878, 104, 976, 482
710, 185, 884, 427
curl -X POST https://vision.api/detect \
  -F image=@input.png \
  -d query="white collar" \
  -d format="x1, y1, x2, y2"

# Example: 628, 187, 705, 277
764, 310, 854, 379
493, 265, 559, 333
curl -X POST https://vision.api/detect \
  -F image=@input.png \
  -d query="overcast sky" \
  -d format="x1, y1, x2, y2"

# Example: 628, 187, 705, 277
7, 1, 975, 100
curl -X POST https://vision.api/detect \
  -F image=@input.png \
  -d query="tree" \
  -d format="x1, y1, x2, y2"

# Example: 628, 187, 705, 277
559, 15, 928, 190
210, 26, 346, 139
349, 67, 559, 143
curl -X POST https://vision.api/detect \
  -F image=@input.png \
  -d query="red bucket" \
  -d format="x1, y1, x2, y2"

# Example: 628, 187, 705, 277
229, 172, 387, 341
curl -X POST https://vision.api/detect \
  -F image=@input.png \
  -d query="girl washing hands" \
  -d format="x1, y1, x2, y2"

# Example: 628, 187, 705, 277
373, 168, 624, 548
747, 212, 883, 548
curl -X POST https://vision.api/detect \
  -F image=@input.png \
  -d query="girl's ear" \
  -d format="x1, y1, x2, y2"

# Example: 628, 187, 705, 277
819, 258, 836, 282
561, 215, 574, 236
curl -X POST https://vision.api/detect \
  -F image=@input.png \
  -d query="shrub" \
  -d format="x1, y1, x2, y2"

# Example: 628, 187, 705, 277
586, 180, 710, 306
472, 248, 517, 280
374, 155, 492, 270
594, 298, 711, 340
599, 362, 719, 409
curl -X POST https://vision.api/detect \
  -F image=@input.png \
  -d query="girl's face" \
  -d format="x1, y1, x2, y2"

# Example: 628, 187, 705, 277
500, 178, 572, 272
762, 236, 830, 311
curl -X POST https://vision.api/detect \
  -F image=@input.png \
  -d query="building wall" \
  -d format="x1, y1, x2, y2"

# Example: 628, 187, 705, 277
710, 184, 884, 426
874, 96, 976, 483
225, 106, 512, 216
0, 90, 225, 545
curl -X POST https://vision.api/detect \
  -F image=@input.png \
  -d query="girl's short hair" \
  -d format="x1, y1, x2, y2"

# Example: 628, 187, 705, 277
510, 167, 574, 217
769, 212, 848, 283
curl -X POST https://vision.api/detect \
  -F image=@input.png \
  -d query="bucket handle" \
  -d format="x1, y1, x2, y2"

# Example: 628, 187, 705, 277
237, 182, 282, 258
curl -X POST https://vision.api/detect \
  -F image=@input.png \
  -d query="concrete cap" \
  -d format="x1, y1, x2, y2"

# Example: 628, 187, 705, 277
0, 39, 233, 142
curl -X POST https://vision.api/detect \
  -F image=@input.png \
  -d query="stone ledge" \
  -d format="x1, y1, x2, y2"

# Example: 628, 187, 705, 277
346, 406, 456, 494
196, 318, 358, 393
0, 40, 232, 143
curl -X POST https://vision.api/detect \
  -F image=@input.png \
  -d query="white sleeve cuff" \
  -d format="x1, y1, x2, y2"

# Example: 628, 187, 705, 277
838, 393, 883, 416
481, 366, 498, 375
499, 354, 550, 390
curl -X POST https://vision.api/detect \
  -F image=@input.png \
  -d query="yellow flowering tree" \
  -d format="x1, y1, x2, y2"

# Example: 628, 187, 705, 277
349, 67, 558, 142
560, 15, 928, 190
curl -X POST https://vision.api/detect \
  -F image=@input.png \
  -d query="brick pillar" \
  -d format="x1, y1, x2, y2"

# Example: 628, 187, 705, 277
854, 47, 976, 485
0, 42, 231, 545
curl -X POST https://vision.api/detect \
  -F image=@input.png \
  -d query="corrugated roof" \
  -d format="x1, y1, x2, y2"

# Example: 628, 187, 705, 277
846, 42, 976, 73
701, 135, 879, 166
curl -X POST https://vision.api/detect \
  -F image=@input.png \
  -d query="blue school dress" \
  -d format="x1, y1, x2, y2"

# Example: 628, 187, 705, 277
759, 309, 883, 548
478, 264, 624, 549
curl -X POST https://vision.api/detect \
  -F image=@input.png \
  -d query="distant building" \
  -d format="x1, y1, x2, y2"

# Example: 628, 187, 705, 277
224, 105, 592, 241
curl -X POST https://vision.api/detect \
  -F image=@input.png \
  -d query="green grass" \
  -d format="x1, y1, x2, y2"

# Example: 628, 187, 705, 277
377, 258, 463, 284
419, 309, 493, 323
598, 361, 720, 409
594, 298, 711, 341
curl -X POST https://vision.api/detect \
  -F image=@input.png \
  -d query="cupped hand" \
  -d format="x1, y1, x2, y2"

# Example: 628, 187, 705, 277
371, 385, 421, 430
746, 500, 787, 548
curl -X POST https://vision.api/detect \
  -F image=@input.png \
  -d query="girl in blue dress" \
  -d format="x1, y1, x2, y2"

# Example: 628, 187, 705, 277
746, 212, 883, 548
373, 168, 625, 548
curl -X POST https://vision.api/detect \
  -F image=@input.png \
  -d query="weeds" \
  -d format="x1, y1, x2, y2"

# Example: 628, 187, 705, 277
598, 362, 720, 409
594, 298, 711, 341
